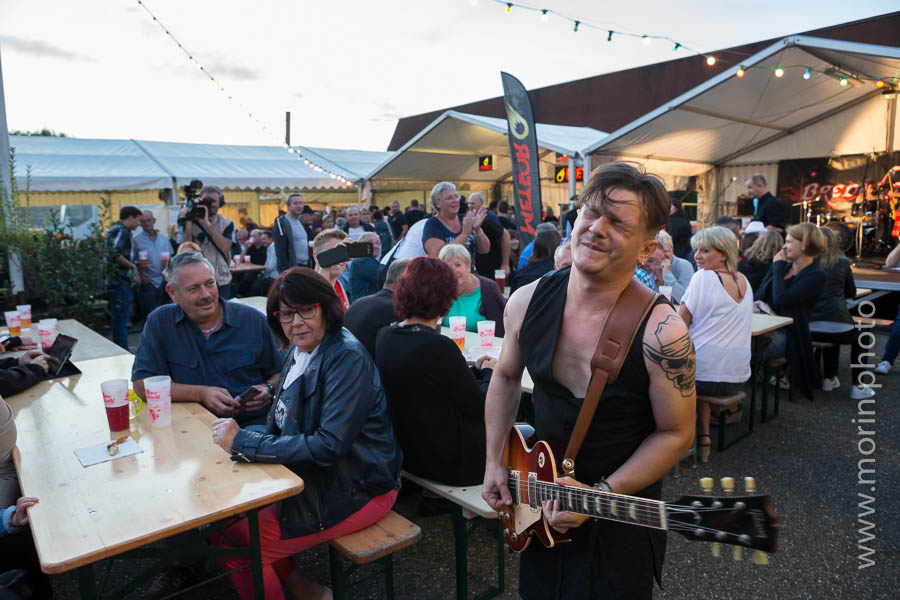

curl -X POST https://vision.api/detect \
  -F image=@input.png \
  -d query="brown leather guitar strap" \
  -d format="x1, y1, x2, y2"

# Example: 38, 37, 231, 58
561, 280, 659, 477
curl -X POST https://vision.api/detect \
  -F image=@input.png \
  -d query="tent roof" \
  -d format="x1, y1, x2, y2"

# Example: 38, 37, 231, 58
367, 110, 605, 185
9, 136, 387, 192
10, 136, 172, 192
130, 140, 356, 190
584, 36, 900, 169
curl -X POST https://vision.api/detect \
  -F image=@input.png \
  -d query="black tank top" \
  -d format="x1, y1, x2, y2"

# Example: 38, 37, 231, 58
520, 267, 666, 494
518, 267, 667, 600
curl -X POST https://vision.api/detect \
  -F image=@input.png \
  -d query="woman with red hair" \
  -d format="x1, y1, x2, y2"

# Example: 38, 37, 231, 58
375, 257, 495, 487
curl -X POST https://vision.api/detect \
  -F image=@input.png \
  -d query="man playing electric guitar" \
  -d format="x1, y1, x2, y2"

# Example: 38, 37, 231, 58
482, 162, 696, 599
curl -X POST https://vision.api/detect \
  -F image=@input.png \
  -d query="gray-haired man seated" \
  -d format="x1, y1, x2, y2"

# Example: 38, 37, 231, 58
132, 252, 281, 429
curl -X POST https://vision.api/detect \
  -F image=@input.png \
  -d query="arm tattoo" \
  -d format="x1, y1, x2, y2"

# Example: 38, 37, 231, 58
642, 315, 696, 397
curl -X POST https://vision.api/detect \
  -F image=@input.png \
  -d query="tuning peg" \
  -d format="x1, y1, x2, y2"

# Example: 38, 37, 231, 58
732, 546, 743, 561
744, 477, 756, 493
720, 477, 735, 494
752, 550, 769, 565
700, 477, 714, 494
710, 542, 721, 558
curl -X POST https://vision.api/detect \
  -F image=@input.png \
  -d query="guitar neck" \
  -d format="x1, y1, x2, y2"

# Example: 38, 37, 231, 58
508, 475, 669, 530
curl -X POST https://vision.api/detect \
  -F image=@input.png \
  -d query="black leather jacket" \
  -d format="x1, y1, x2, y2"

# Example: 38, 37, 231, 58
230, 329, 402, 538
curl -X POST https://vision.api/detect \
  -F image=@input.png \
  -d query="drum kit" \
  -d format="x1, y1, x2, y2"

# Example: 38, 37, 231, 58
807, 168, 900, 258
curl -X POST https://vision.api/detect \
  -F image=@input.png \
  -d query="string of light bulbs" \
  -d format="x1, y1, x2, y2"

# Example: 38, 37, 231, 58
486, 0, 898, 91
135, 0, 354, 186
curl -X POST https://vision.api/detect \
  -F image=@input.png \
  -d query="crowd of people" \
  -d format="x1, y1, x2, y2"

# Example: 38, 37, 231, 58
1, 163, 897, 599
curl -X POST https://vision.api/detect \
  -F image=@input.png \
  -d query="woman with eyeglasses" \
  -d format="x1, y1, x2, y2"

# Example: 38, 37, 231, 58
210, 267, 401, 600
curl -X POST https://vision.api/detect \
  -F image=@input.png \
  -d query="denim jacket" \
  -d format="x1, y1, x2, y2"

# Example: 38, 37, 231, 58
231, 328, 402, 538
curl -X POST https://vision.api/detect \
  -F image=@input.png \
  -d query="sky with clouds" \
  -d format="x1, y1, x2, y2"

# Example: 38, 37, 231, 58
0, 0, 896, 150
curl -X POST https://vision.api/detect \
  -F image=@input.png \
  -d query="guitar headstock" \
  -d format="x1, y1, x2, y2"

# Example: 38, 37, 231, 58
667, 476, 779, 557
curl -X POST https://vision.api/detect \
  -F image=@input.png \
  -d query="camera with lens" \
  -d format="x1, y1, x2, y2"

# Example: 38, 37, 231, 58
180, 179, 208, 223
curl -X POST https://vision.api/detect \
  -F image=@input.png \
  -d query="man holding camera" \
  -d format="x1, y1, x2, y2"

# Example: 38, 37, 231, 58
179, 186, 236, 299
273, 193, 310, 274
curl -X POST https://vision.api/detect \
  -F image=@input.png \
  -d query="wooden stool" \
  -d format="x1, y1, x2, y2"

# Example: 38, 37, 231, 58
852, 316, 894, 329
812, 341, 835, 381
328, 511, 421, 600
762, 356, 791, 421
697, 391, 750, 452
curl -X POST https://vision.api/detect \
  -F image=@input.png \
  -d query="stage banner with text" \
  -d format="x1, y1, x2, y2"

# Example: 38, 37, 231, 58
501, 72, 542, 238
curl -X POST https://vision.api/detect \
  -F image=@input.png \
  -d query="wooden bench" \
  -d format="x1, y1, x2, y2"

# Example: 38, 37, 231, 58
328, 511, 421, 600
402, 471, 505, 600
852, 315, 895, 329
698, 391, 750, 452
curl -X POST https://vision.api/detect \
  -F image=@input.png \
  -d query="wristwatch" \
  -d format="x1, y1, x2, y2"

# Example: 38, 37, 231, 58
265, 382, 275, 398
593, 478, 611, 493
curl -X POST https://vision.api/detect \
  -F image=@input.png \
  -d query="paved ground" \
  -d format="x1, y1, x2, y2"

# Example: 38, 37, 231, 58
42, 321, 898, 599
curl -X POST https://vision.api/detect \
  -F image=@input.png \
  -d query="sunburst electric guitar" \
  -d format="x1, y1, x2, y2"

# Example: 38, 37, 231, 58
499, 424, 779, 562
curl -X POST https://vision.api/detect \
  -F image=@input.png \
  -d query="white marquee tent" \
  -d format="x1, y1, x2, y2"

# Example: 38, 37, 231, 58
582, 36, 900, 222
9, 136, 390, 192
366, 110, 605, 206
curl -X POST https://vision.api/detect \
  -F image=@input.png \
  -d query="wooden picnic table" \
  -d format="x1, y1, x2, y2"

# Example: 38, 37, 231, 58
751, 314, 794, 336
4, 319, 130, 362
230, 263, 267, 274
7, 352, 304, 598
851, 264, 900, 292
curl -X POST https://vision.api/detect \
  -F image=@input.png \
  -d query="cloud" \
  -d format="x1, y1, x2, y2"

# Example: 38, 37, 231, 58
368, 101, 402, 122
0, 35, 95, 62
204, 56, 262, 81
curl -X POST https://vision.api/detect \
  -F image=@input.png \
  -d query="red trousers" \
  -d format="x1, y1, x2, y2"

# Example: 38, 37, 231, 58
214, 489, 398, 600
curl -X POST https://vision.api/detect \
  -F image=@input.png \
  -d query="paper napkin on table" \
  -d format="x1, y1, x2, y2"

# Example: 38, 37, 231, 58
74, 437, 143, 467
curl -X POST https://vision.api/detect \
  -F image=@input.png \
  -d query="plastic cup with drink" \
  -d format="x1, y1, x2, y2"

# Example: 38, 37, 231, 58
38, 319, 58, 350
243, 255, 251, 265
477, 320, 496, 348
16, 305, 32, 330
144, 375, 172, 428
449, 316, 466, 352
494, 269, 506, 294
101, 379, 131, 434
160, 252, 170, 269
4, 311, 20, 338
138, 250, 149, 269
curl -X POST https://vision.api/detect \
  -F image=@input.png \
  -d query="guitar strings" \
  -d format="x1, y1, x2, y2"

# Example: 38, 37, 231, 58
507, 480, 737, 517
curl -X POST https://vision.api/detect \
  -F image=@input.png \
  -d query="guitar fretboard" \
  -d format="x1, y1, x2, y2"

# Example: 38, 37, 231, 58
507, 472, 667, 530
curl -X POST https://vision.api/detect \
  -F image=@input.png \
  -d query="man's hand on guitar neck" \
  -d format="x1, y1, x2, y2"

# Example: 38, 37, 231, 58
543, 476, 593, 534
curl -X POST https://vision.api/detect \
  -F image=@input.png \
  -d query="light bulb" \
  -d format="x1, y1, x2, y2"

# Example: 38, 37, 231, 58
803, 68, 811, 80
840, 76, 848, 87
876, 79, 885, 88
642, 35, 651, 46
706, 56, 716, 66
541, 9, 548, 22
736, 67, 745, 78
505, 3, 512, 13
774, 67, 784, 78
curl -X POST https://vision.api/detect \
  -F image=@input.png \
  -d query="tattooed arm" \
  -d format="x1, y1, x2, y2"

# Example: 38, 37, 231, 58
605, 304, 696, 496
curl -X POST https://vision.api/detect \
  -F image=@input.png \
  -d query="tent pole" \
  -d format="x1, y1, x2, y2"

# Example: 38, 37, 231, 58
567, 156, 575, 203
0, 46, 24, 295
886, 93, 897, 155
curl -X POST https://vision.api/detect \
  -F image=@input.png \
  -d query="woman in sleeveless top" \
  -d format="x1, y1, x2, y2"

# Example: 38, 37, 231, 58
678, 226, 752, 462
211, 268, 401, 600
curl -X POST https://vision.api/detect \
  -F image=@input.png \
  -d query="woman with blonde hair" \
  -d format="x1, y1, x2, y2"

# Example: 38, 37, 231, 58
738, 230, 783, 292
809, 227, 872, 399
438, 244, 506, 336
679, 226, 752, 462
755, 223, 827, 399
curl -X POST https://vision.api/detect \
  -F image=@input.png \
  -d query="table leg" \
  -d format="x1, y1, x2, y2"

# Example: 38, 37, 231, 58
78, 564, 98, 600
247, 508, 264, 599
450, 505, 468, 600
